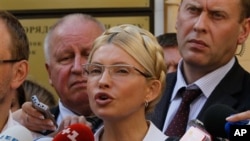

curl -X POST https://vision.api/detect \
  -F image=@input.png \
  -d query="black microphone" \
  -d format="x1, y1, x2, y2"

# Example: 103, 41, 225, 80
203, 104, 250, 140
203, 104, 236, 139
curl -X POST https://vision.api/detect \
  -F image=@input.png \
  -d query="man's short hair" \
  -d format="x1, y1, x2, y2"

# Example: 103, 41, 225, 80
157, 33, 177, 48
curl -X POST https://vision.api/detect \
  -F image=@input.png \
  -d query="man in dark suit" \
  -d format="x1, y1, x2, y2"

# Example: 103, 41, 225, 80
149, 0, 250, 139
150, 59, 250, 129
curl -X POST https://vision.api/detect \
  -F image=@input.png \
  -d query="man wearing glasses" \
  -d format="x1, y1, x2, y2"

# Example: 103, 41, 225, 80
0, 11, 29, 133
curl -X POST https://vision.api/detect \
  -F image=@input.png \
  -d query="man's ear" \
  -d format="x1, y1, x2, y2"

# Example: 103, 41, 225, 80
11, 60, 29, 89
238, 18, 250, 44
145, 80, 161, 102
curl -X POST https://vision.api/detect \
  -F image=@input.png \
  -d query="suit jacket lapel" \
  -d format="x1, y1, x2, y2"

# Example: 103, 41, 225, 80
198, 59, 247, 121
50, 105, 60, 121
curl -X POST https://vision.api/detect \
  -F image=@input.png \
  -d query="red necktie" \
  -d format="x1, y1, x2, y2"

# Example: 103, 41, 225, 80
164, 87, 201, 137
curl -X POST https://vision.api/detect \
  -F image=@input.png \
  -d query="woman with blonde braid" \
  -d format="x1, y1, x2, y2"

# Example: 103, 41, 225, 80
83, 24, 168, 141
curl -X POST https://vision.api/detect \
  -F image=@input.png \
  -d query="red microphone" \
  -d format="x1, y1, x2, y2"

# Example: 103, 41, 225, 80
52, 123, 94, 141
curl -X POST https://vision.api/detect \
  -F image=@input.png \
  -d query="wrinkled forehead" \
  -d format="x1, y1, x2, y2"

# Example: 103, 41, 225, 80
180, 0, 242, 19
55, 21, 98, 36
50, 21, 102, 50
181, 0, 241, 9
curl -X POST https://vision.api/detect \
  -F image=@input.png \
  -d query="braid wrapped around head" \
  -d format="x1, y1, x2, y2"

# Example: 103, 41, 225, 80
88, 24, 167, 114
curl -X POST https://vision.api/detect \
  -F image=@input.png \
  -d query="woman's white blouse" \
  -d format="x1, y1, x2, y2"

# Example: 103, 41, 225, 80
94, 121, 168, 141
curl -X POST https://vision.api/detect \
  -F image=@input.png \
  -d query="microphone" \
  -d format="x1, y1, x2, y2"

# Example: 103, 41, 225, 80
52, 123, 94, 141
203, 104, 250, 140
203, 104, 236, 139
180, 119, 212, 141
0, 125, 33, 141
203, 104, 236, 138
166, 119, 212, 141
170, 104, 249, 141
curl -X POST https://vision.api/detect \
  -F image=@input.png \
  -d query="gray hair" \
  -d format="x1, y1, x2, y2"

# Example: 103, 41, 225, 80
43, 13, 105, 63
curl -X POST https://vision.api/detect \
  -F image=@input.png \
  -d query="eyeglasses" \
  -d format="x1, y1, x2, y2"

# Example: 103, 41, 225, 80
0, 59, 22, 64
82, 64, 152, 80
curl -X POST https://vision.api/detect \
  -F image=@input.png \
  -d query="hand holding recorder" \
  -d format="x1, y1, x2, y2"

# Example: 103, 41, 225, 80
31, 95, 58, 128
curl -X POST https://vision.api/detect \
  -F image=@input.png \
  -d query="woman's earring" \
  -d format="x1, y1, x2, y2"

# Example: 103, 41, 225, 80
145, 100, 149, 108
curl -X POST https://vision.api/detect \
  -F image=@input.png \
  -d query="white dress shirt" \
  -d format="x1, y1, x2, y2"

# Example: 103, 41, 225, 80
2, 111, 20, 132
3, 111, 41, 140
163, 58, 235, 132
57, 100, 79, 125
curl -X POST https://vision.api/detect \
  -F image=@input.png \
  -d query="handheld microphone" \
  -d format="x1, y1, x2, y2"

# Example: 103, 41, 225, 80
203, 104, 250, 140
0, 125, 33, 141
172, 104, 250, 141
180, 119, 212, 141
52, 123, 94, 141
203, 104, 236, 139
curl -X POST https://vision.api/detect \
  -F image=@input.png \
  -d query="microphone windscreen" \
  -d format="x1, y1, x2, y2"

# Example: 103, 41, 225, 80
203, 104, 237, 138
53, 123, 94, 141
0, 125, 33, 141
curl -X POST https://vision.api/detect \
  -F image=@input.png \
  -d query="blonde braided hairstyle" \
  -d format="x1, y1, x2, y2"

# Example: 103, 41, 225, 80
88, 24, 167, 114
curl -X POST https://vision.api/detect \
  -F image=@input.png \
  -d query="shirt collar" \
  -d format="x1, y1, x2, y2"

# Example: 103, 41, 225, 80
94, 121, 167, 141
2, 111, 20, 132
59, 100, 78, 117
172, 58, 235, 100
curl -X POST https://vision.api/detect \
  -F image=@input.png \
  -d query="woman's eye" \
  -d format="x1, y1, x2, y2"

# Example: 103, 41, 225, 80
115, 67, 130, 74
90, 68, 102, 74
